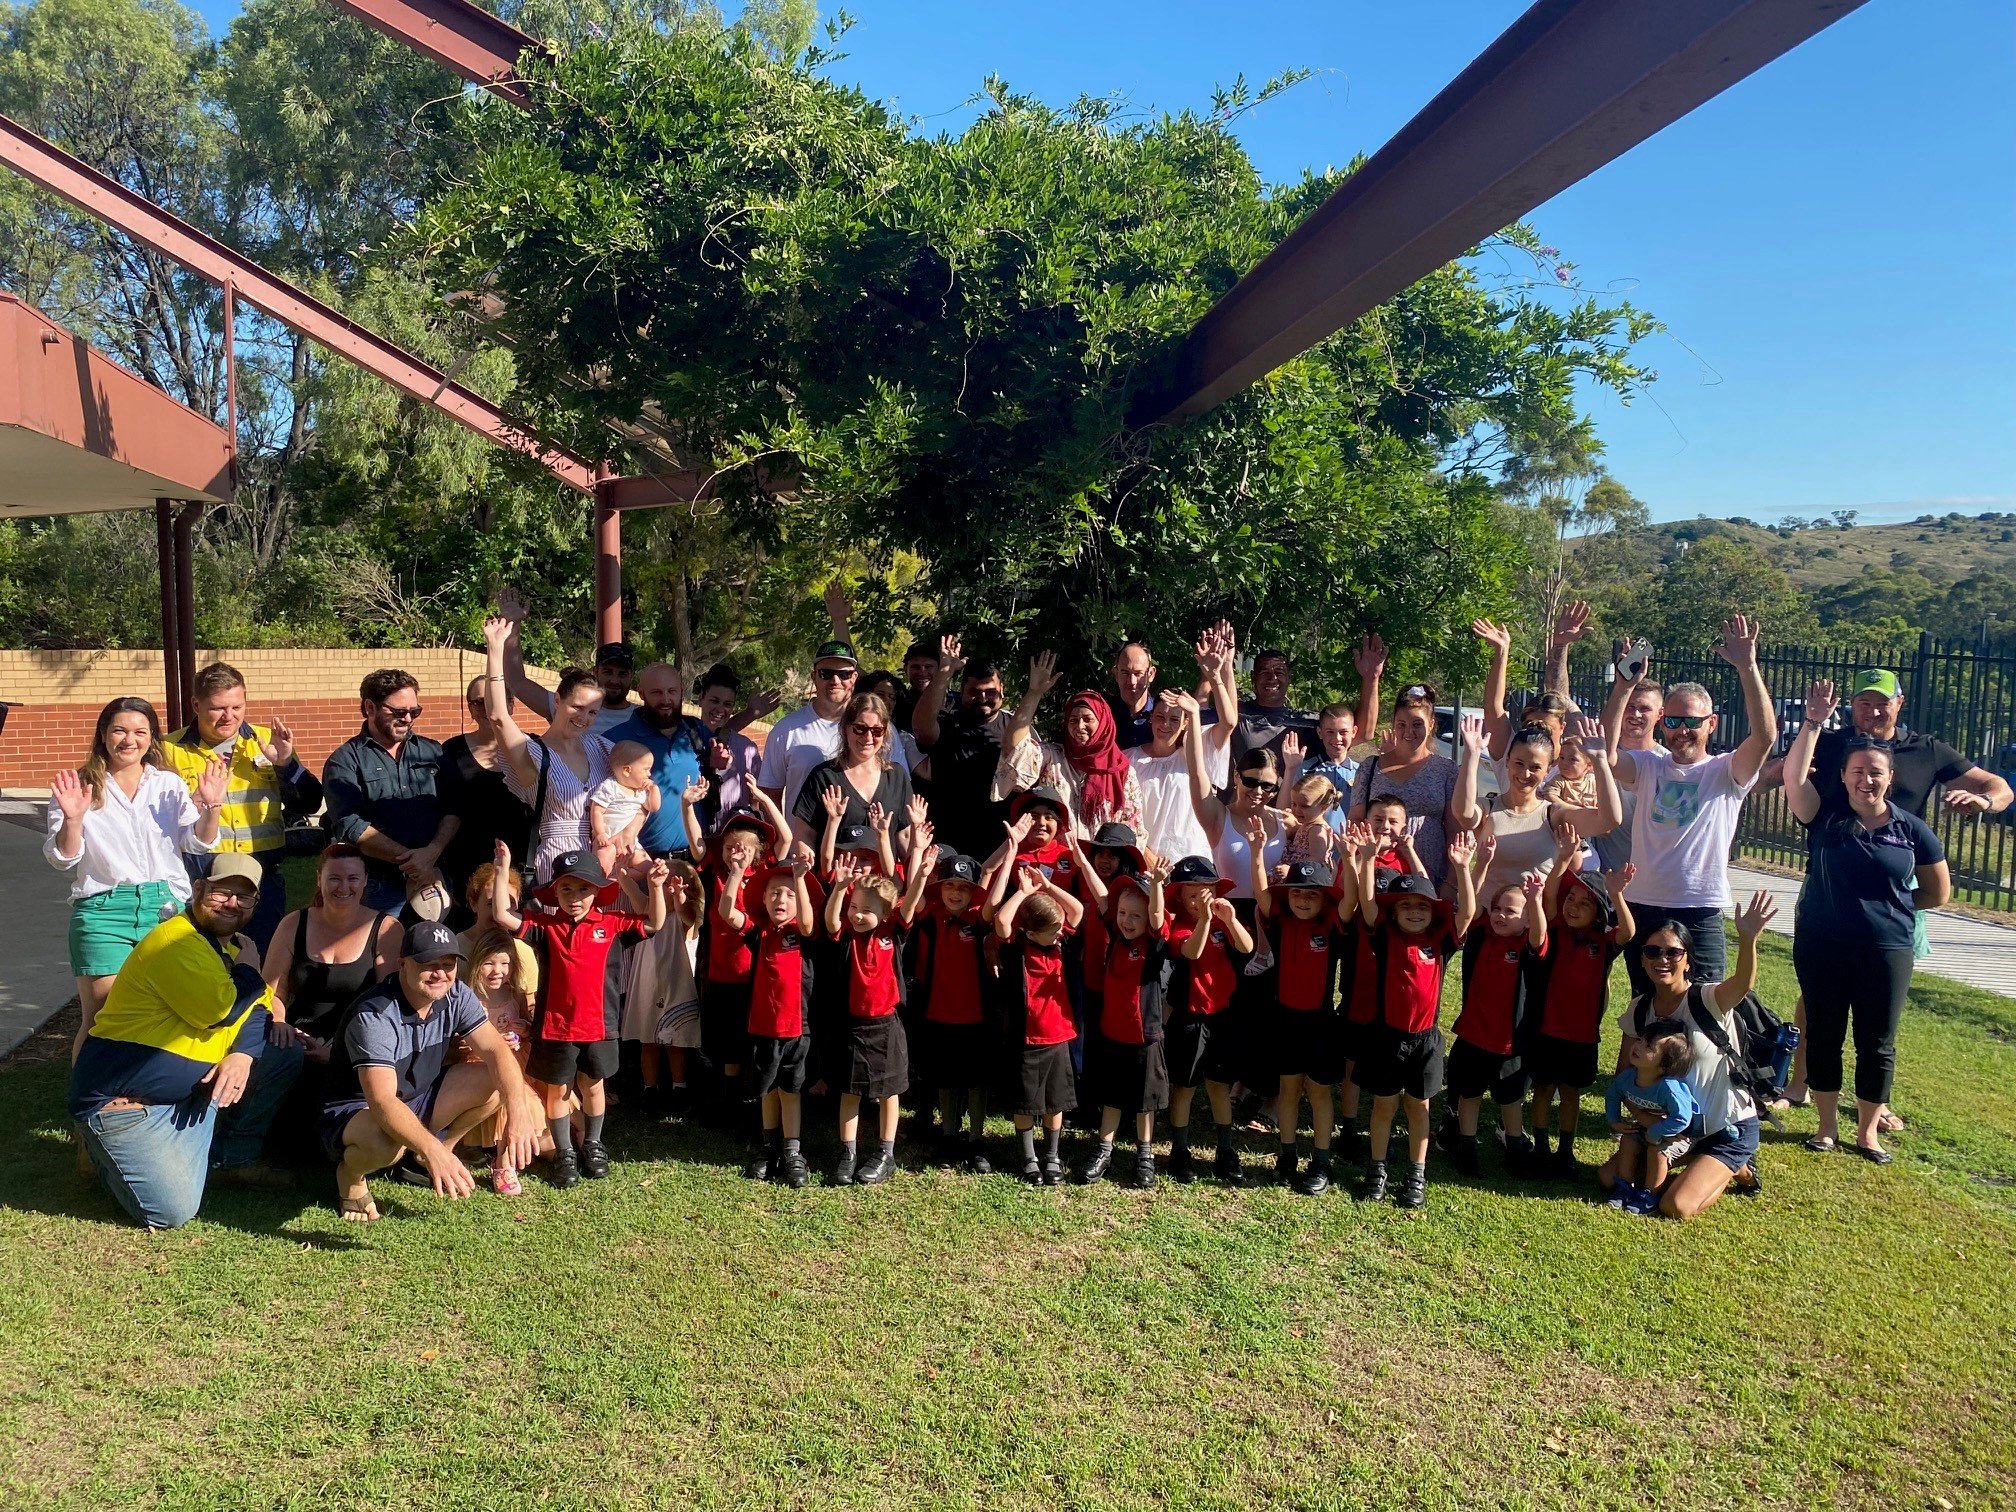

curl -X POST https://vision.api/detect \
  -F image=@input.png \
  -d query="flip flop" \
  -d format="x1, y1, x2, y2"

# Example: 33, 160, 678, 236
1802, 1135, 1837, 1154
1852, 1144, 1893, 1166
1878, 1111, 1905, 1134
337, 1195, 381, 1223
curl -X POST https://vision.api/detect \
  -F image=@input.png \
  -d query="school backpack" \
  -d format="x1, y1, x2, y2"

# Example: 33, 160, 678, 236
1683, 984, 1800, 1117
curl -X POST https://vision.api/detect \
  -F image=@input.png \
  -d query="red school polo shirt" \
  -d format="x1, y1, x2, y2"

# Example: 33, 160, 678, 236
1167, 917, 1237, 1016
1537, 923, 1623, 1044
1455, 923, 1547, 1057
519, 907, 651, 1042
1015, 938, 1075, 1046
705, 869, 760, 984
747, 922, 813, 1038
923, 900, 987, 1027
1370, 909, 1457, 1035
1275, 908, 1339, 1013
844, 923, 904, 1019
1100, 933, 1169, 1045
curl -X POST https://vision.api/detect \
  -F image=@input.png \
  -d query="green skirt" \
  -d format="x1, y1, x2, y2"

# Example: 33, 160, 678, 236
69, 881, 180, 977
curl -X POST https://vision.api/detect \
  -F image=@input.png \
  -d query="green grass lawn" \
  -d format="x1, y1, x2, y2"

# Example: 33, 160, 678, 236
2, 932, 2012, 1510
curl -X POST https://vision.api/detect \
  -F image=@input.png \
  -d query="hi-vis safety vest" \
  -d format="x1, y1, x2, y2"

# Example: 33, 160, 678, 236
162, 724, 288, 854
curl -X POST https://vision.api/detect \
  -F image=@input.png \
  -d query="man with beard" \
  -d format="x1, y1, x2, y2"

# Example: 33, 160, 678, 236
68, 855, 304, 1229
912, 636, 1011, 861
606, 662, 715, 860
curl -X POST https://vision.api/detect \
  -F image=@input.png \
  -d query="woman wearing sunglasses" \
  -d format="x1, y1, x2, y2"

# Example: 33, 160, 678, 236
1347, 683, 1466, 890
1781, 680, 1949, 1165
789, 692, 915, 855
1617, 890, 1777, 1219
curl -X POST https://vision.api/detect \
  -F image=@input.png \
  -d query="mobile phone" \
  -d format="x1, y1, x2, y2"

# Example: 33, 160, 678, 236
1615, 638, 1652, 684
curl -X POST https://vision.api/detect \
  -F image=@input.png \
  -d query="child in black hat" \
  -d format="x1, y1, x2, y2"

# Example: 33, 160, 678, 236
1079, 865, 1173, 1188
988, 855, 1087, 1183
1162, 855, 1255, 1185
1250, 851, 1358, 1195
914, 850, 994, 1171
1443, 860, 1549, 1179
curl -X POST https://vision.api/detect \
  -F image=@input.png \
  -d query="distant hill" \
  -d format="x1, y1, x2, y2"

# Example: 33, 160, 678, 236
1613, 511, 2016, 590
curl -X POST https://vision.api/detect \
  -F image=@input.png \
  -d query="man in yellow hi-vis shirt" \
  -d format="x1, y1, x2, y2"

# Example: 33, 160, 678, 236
162, 662, 323, 949
68, 854, 304, 1229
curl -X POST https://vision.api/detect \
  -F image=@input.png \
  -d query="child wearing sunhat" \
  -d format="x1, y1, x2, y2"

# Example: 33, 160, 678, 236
1250, 853, 1357, 1195
1162, 855, 1255, 1185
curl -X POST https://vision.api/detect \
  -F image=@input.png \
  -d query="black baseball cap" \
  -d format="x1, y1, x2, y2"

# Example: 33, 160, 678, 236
1378, 872, 1438, 900
594, 642, 635, 669
402, 920, 466, 964
812, 640, 858, 667
1280, 859, 1334, 890
937, 854, 982, 885
550, 849, 611, 888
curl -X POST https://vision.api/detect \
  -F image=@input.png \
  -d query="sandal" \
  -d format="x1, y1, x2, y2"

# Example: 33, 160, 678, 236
1852, 1144, 1893, 1166
1878, 1111, 1905, 1135
1802, 1135, 1837, 1154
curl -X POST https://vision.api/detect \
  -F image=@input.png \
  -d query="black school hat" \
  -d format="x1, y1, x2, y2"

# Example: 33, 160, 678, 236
717, 805, 778, 849
836, 822, 883, 854
1378, 872, 1438, 901
936, 854, 982, 886
1167, 854, 1236, 897
1564, 870, 1616, 927
1009, 783, 1069, 821
1280, 859, 1334, 891
550, 849, 610, 888
1085, 822, 1145, 874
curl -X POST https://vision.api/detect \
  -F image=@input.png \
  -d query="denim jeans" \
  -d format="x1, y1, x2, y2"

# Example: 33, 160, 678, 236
80, 1040, 304, 1230
1624, 903, 1729, 999
362, 875, 410, 919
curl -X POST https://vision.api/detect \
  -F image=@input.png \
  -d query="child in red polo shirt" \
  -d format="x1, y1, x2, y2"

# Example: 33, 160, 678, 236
1079, 866, 1171, 1190
1251, 851, 1358, 1196
989, 858, 1086, 1184
1443, 869, 1548, 1178
821, 831, 934, 1187
1351, 829, 1477, 1211
1163, 856, 1255, 1186
692, 798, 792, 1114
981, 786, 1078, 893
723, 857, 817, 1188
914, 851, 993, 1172
493, 842, 666, 1190
1530, 832, 1636, 1181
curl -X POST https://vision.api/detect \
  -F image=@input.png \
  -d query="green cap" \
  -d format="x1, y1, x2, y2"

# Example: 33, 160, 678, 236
1851, 669, 1900, 700
812, 640, 857, 667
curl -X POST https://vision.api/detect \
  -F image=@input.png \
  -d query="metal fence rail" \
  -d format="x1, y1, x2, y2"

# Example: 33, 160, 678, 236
1530, 632, 2016, 912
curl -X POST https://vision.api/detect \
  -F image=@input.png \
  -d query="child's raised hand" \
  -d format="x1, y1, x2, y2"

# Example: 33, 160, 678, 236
1447, 829, 1477, 868
788, 850, 812, 877
1553, 818, 1581, 861
683, 775, 710, 805
647, 859, 671, 886
1569, 713, 1606, 752
1280, 731, 1304, 772
1241, 810, 1267, 845
1604, 861, 1636, 895
906, 793, 929, 830
1146, 859, 1172, 886
1015, 863, 1045, 894
912, 819, 936, 855
1005, 812, 1033, 846
1209, 897, 1238, 925
493, 839, 512, 870
867, 801, 891, 834
1521, 871, 1547, 901
820, 785, 848, 820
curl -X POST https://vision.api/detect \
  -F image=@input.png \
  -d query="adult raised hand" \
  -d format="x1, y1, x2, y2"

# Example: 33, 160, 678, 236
1732, 889, 1779, 940
494, 586, 528, 624
1803, 678, 1837, 728
481, 613, 514, 649
258, 715, 296, 768
1353, 632, 1389, 683
1026, 650, 1061, 702
50, 768, 91, 824
1714, 614, 1763, 670
938, 634, 965, 681
1551, 600, 1593, 649
1457, 713, 1485, 758
744, 688, 783, 723
1470, 618, 1512, 653
195, 755, 231, 812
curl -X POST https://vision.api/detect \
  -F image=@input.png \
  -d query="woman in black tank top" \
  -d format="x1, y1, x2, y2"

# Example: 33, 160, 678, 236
262, 845, 405, 1050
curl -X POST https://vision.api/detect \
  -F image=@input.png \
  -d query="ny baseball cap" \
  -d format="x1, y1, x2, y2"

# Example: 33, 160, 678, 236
402, 920, 466, 964
1852, 669, 1901, 700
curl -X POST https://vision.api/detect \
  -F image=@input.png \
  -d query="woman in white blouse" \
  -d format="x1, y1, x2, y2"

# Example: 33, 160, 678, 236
45, 697, 227, 1048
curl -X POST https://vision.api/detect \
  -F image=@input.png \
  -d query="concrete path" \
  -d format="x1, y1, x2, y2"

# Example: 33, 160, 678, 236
0, 799, 75, 1054
1729, 864, 2016, 1001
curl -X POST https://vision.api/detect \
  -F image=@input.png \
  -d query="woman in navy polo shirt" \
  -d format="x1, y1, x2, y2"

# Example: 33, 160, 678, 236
1783, 680, 1951, 1164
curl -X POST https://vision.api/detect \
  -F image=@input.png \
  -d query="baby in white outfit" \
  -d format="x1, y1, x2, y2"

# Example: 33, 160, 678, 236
589, 740, 660, 872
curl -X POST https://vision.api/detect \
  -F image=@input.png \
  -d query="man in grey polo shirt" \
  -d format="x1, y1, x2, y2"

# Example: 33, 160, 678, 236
320, 922, 542, 1221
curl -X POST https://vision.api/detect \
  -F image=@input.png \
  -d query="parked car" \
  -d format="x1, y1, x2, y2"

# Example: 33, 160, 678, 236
1431, 705, 1500, 804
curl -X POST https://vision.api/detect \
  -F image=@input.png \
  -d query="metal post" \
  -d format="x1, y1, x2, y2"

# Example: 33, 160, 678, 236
221, 279, 239, 494
156, 498, 182, 724
594, 480, 622, 647
172, 504, 200, 729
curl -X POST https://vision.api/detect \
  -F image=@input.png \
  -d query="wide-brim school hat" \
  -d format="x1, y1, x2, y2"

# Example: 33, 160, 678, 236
1009, 783, 1069, 821
1280, 859, 1334, 891
1378, 872, 1438, 901
1085, 822, 1145, 874
1564, 869, 1615, 927
1167, 854, 1236, 897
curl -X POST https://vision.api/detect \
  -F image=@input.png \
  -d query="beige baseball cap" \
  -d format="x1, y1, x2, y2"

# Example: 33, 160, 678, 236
204, 854, 263, 890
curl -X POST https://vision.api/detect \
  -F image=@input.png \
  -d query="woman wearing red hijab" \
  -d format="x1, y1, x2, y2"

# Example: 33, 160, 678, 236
997, 652, 1145, 837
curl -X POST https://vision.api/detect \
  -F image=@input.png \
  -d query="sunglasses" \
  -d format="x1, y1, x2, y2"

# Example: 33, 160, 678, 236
1640, 945, 1687, 962
1239, 776, 1280, 794
379, 704, 422, 721
1660, 715, 1709, 731
849, 722, 886, 738
814, 667, 856, 682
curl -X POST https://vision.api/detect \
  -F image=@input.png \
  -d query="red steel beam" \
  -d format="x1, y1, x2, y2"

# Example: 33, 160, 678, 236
0, 110, 602, 495
1147, 0, 1871, 421
326, 0, 540, 104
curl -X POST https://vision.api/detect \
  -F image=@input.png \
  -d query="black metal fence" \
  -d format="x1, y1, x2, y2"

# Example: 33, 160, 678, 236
1530, 632, 2016, 912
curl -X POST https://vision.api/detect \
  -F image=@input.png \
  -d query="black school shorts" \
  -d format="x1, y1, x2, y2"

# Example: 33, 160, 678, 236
526, 1036, 621, 1086
1164, 1009, 1239, 1089
1445, 1037, 1529, 1105
844, 1014, 911, 1102
702, 980, 752, 1069
748, 1032, 810, 1096
1270, 1006, 1346, 1086
920, 1018, 991, 1091
1349, 1026, 1445, 1101
1086, 1030, 1170, 1114
1525, 1032, 1598, 1091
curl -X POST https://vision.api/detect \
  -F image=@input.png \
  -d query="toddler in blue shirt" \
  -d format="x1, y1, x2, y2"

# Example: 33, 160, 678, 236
1600, 1018, 1697, 1214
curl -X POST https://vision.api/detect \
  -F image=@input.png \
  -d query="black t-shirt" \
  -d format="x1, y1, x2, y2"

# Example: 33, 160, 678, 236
1796, 805, 1944, 950
436, 735, 535, 894
1811, 727, 1973, 819
1108, 691, 1218, 752
1231, 698, 1315, 765
923, 710, 1005, 855
791, 759, 914, 845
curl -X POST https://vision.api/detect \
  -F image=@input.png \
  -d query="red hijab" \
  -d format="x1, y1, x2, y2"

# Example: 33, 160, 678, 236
1062, 692, 1129, 822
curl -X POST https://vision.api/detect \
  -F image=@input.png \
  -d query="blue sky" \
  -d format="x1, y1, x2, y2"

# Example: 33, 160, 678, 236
187, 0, 2015, 524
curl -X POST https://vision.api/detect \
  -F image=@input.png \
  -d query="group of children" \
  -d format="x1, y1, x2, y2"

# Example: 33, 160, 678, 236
445, 766, 1699, 1215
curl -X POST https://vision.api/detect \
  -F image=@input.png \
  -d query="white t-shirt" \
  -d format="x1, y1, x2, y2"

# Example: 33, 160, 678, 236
1129, 739, 1230, 865
1622, 747, 1757, 910
588, 777, 651, 836
756, 703, 840, 819
590, 703, 638, 738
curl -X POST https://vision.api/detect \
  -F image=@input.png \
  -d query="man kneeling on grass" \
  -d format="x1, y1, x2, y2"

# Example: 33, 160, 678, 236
320, 921, 543, 1221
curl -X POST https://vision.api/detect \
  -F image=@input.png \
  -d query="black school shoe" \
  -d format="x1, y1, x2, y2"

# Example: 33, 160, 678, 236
1397, 1167, 1428, 1211
1214, 1144, 1244, 1187
743, 1148, 775, 1182
1449, 1134, 1481, 1179
832, 1149, 858, 1186
962, 1144, 992, 1176
1274, 1146, 1299, 1185
1076, 1143, 1115, 1185
548, 1148, 581, 1189
1294, 1152, 1332, 1196
1334, 1123, 1362, 1163
1168, 1143, 1197, 1185
1550, 1145, 1578, 1183
579, 1140, 611, 1179
776, 1149, 809, 1189
855, 1148, 896, 1186
1018, 1155, 1043, 1185
1041, 1154, 1066, 1186
1501, 1132, 1535, 1178
1358, 1162, 1389, 1203
1130, 1151, 1157, 1190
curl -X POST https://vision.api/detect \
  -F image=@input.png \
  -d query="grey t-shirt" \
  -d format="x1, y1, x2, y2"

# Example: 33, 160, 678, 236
334, 977, 487, 1104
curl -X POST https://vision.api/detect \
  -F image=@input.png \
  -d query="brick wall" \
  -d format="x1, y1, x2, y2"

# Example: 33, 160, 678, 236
0, 648, 557, 793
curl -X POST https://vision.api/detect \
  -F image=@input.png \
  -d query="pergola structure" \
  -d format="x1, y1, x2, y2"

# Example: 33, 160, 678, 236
0, 0, 1873, 659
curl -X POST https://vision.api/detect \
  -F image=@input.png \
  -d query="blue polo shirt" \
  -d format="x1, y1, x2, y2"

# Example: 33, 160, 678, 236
1796, 805, 1944, 951
606, 711, 712, 855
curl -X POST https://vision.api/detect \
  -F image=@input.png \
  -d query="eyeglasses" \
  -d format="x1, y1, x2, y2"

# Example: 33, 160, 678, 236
814, 667, 856, 682
1239, 776, 1280, 794
849, 722, 886, 739
1660, 715, 1709, 731
1640, 945, 1687, 962
380, 704, 422, 721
